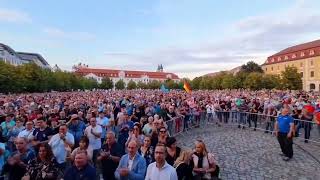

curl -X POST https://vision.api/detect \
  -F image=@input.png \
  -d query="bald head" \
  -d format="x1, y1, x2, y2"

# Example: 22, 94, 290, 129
127, 141, 138, 158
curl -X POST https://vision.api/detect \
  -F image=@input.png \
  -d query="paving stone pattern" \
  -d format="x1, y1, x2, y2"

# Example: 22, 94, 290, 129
176, 124, 320, 180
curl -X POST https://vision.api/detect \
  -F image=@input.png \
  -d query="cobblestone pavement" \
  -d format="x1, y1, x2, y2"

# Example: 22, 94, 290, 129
176, 124, 320, 180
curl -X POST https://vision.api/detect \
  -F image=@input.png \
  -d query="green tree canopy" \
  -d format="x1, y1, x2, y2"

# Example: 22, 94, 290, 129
127, 80, 137, 90
191, 77, 202, 90
281, 66, 303, 90
100, 77, 114, 89
261, 74, 282, 89
243, 72, 263, 90
137, 81, 148, 89
221, 73, 238, 89
240, 61, 263, 73
147, 80, 161, 89
115, 79, 125, 90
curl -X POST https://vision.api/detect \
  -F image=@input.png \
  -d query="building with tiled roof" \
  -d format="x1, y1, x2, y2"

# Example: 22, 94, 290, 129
262, 39, 320, 91
74, 64, 180, 86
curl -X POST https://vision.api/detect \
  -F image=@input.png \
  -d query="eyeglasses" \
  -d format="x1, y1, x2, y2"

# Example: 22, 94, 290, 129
160, 130, 166, 133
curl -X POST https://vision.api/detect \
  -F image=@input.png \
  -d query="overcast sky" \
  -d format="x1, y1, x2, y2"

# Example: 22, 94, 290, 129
1, 0, 320, 79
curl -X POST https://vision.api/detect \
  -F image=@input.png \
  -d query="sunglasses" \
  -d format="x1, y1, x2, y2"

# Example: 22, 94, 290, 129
160, 130, 166, 133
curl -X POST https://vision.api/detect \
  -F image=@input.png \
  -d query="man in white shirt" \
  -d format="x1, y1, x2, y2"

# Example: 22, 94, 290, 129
145, 143, 178, 180
84, 117, 102, 166
18, 121, 34, 139
48, 124, 74, 171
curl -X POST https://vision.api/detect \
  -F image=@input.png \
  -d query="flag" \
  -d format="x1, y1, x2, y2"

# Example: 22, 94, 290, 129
160, 84, 169, 93
183, 81, 192, 93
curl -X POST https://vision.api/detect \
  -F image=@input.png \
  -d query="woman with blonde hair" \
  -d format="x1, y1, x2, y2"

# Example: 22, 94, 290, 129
192, 140, 219, 180
173, 150, 193, 180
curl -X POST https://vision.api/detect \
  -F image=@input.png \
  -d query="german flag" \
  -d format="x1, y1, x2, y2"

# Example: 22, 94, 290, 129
183, 80, 192, 93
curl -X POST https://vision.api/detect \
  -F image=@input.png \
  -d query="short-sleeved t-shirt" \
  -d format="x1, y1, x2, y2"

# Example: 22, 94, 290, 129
277, 115, 294, 133
31, 127, 53, 142
85, 125, 102, 150
100, 142, 123, 177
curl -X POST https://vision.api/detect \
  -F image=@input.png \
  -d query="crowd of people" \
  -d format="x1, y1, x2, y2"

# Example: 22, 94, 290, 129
0, 89, 319, 179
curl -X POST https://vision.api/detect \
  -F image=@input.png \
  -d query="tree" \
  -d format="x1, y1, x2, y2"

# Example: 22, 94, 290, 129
261, 74, 281, 89
281, 66, 302, 90
127, 80, 137, 90
211, 73, 228, 90
100, 77, 114, 89
243, 72, 263, 90
221, 74, 237, 89
234, 71, 247, 89
165, 79, 179, 89
137, 81, 148, 89
191, 77, 202, 90
199, 77, 211, 90
115, 79, 125, 90
0, 61, 18, 93
240, 61, 263, 73
148, 80, 161, 89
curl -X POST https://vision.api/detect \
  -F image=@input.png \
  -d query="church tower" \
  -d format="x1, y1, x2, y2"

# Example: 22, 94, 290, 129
157, 64, 163, 72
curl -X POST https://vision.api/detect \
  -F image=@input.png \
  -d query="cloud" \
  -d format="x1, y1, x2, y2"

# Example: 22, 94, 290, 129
0, 8, 32, 23
43, 27, 95, 41
98, 0, 320, 79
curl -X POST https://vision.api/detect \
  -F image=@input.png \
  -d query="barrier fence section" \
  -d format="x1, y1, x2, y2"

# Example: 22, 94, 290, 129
212, 111, 320, 144
166, 111, 208, 137
166, 110, 320, 144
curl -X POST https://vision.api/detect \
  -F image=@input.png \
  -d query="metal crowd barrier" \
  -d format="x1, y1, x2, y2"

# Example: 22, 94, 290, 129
212, 111, 320, 144
166, 111, 208, 137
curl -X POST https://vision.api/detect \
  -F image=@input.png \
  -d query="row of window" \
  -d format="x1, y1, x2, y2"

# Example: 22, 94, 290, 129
265, 60, 314, 72
300, 71, 315, 78
269, 50, 315, 63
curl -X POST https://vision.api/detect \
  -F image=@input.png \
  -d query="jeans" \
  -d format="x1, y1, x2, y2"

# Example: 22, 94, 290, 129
239, 112, 247, 126
231, 111, 238, 122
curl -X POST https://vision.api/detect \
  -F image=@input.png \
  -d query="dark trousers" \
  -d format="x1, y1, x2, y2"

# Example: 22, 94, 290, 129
296, 122, 312, 140
248, 114, 257, 128
277, 132, 293, 158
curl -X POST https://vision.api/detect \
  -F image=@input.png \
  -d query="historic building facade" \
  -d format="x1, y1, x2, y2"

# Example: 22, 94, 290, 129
73, 64, 180, 86
262, 39, 320, 91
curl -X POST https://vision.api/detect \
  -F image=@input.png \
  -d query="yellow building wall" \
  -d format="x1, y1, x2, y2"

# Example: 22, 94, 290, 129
262, 56, 320, 91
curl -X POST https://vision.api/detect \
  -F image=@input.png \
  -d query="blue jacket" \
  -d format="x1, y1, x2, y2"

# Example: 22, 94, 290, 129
115, 153, 146, 180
